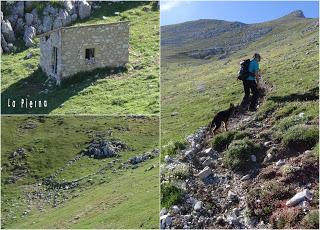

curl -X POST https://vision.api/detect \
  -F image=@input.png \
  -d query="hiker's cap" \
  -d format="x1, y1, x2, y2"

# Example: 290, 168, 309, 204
253, 53, 261, 60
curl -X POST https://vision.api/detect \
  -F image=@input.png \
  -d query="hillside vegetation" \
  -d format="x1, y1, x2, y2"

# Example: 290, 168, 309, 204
1, 1, 159, 114
1, 116, 159, 228
160, 11, 319, 229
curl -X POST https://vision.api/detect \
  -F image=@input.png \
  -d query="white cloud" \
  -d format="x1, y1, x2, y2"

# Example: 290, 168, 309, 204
161, 0, 188, 12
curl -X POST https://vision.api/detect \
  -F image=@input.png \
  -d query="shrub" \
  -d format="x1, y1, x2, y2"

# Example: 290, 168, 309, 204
300, 210, 319, 229
169, 163, 190, 179
161, 183, 183, 208
270, 207, 303, 229
211, 131, 236, 151
162, 140, 187, 157
211, 131, 251, 152
282, 125, 318, 150
223, 138, 261, 172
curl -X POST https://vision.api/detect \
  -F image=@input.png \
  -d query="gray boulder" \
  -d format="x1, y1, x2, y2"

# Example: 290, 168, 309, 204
286, 189, 312, 207
43, 16, 53, 32
64, 1, 76, 14
71, 13, 78, 22
12, 1, 24, 17
7, 14, 18, 28
25, 13, 34, 26
7, 43, 15, 52
1, 20, 16, 43
53, 18, 63, 29
58, 9, 70, 26
23, 26, 36, 47
78, 0, 91, 19
0, 11, 3, 21
1, 34, 9, 53
43, 4, 57, 16
31, 9, 39, 24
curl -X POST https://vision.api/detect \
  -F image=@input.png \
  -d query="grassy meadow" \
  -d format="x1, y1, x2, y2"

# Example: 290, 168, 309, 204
1, 1, 159, 115
1, 116, 159, 228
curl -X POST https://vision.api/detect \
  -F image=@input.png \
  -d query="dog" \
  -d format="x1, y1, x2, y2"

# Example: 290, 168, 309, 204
207, 103, 236, 136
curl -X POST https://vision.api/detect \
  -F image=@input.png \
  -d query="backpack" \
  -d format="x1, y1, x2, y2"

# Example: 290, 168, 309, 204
237, 59, 251, 81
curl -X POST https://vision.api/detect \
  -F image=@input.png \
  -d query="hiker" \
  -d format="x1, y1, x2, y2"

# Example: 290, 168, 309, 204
240, 53, 261, 111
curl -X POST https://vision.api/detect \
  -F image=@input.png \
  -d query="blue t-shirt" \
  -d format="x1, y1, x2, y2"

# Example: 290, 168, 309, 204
247, 59, 259, 81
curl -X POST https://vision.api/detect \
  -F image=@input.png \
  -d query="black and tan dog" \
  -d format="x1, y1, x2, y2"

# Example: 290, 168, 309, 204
207, 103, 236, 137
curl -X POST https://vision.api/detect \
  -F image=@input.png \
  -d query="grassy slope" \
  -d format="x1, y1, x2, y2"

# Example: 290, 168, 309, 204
161, 17, 319, 146
1, 116, 159, 228
1, 1, 159, 115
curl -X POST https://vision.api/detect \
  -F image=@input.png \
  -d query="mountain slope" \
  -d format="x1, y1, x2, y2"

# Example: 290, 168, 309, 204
1, 1, 159, 114
160, 11, 319, 229
1, 116, 159, 228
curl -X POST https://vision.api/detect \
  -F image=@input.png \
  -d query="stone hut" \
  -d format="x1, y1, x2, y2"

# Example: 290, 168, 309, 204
39, 21, 129, 82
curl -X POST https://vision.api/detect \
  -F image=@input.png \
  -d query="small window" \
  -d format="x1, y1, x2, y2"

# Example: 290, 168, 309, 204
85, 48, 95, 60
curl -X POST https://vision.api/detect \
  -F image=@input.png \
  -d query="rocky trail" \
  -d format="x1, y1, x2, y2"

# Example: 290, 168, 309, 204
160, 82, 318, 229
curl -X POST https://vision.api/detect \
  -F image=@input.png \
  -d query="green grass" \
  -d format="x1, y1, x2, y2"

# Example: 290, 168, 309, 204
1, 1, 159, 115
282, 125, 318, 150
161, 183, 183, 209
1, 116, 159, 228
161, 16, 318, 148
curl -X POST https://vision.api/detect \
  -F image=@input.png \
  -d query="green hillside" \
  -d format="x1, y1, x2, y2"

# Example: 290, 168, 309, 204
1, 116, 159, 228
1, 1, 159, 115
160, 11, 318, 229
161, 12, 318, 146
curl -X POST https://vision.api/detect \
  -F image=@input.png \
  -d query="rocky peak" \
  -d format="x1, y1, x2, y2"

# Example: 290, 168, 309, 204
280, 10, 306, 20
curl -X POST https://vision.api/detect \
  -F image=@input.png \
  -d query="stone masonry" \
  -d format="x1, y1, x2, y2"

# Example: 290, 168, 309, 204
39, 21, 129, 82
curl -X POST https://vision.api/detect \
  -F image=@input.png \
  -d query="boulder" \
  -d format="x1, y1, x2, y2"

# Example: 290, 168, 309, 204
71, 13, 78, 22
286, 189, 312, 207
7, 14, 18, 28
241, 174, 251, 181
43, 16, 53, 32
58, 9, 70, 26
1, 34, 9, 53
78, 0, 91, 19
193, 201, 203, 211
64, 1, 76, 14
43, 4, 58, 16
25, 13, 34, 26
31, 9, 39, 24
196, 166, 212, 180
12, 1, 24, 17
7, 43, 15, 52
1, 20, 16, 43
275, 159, 285, 166
53, 18, 63, 29
23, 26, 36, 47
0, 11, 3, 21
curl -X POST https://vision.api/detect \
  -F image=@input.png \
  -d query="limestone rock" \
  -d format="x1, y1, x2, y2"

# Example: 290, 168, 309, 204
196, 166, 212, 180
275, 159, 285, 166
1, 34, 9, 53
64, 1, 76, 14
43, 4, 57, 16
194, 201, 203, 211
25, 13, 34, 26
1, 20, 16, 43
31, 9, 39, 24
78, 1, 91, 19
7, 14, 18, 28
286, 189, 312, 207
53, 18, 63, 29
23, 26, 36, 47
71, 13, 78, 22
43, 16, 53, 32
12, 1, 24, 17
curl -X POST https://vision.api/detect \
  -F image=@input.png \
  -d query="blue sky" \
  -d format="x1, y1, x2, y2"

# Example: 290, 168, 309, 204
161, 1, 319, 25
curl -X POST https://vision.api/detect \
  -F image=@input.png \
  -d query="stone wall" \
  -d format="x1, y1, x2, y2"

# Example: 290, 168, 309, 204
60, 22, 129, 78
39, 30, 62, 80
